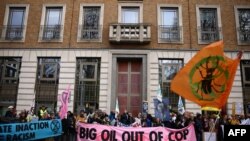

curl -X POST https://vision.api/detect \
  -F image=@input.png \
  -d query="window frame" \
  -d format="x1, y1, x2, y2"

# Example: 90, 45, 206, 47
40, 62, 58, 81
38, 4, 66, 42
1, 4, 29, 42
2, 61, 20, 80
118, 3, 143, 23
158, 59, 184, 111
196, 5, 222, 44
241, 60, 250, 85
234, 5, 250, 45
77, 3, 104, 42
80, 62, 98, 81
157, 4, 183, 44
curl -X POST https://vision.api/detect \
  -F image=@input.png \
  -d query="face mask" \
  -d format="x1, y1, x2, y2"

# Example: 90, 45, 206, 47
172, 116, 176, 121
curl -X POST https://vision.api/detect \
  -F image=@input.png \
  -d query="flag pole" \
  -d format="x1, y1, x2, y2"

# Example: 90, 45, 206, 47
208, 110, 221, 141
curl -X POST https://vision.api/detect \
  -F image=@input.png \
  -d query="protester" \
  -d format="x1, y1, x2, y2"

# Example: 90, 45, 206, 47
66, 111, 76, 141
194, 113, 203, 141
39, 105, 47, 120
5, 105, 15, 118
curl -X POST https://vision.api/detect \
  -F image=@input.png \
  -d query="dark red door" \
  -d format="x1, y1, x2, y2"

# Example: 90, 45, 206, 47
117, 58, 142, 116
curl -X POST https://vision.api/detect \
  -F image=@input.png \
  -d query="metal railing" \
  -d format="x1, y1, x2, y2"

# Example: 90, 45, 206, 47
0, 25, 24, 40
35, 84, 58, 102
78, 25, 102, 40
74, 83, 100, 112
198, 26, 222, 43
0, 84, 18, 103
158, 25, 182, 42
40, 25, 63, 40
160, 82, 182, 111
237, 27, 250, 43
109, 23, 151, 43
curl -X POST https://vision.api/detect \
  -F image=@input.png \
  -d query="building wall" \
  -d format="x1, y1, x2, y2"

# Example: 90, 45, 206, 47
0, 49, 247, 115
0, 0, 249, 50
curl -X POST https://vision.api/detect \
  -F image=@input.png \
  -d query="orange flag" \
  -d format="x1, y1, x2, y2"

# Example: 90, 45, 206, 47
170, 41, 242, 110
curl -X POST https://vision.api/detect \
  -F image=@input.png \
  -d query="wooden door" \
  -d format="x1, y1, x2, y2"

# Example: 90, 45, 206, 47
117, 58, 142, 116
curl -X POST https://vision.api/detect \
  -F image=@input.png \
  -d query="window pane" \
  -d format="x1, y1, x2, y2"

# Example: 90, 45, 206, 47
122, 7, 139, 23
158, 59, 183, 111
8, 7, 25, 26
81, 64, 96, 79
5, 63, 18, 78
200, 8, 217, 30
238, 9, 250, 42
83, 7, 100, 28
82, 7, 100, 39
45, 7, 62, 25
37, 58, 60, 81
42, 64, 56, 78
161, 8, 178, 26
244, 67, 250, 81
199, 8, 219, 42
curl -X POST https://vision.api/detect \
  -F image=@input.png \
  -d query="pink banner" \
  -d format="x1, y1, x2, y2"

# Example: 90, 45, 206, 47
77, 123, 197, 141
58, 85, 71, 119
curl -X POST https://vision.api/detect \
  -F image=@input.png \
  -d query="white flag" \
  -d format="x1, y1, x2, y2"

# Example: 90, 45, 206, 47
115, 98, 119, 114
178, 96, 185, 115
157, 84, 162, 102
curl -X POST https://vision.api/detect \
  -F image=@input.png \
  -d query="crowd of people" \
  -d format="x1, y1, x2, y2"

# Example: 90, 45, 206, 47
1, 105, 250, 141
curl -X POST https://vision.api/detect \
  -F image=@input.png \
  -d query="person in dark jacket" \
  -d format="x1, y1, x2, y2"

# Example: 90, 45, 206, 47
194, 113, 203, 141
5, 106, 15, 118
66, 111, 76, 141
120, 109, 130, 125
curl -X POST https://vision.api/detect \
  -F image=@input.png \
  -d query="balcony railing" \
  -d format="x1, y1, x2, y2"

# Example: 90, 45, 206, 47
109, 23, 151, 43
0, 25, 24, 40
78, 25, 102, 41
40, 25, 63, 41
158, 25, 182, 42
237, 27, 250, 44
198, 26, 222, 43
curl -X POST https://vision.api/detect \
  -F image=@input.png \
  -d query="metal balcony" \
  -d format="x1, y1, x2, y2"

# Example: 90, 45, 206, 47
78, 25, 102, 41
0, 25, 24, 40
40, 25, 63, 41
109, 23, 151, 44
198, 26, 222, 43
158, 25, 182, 43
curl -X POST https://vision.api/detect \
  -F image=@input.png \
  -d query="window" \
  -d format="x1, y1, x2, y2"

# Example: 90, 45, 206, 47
196, 5, 222, 44
1, 4, 29, 42
78, 4, 104, 42
240, 60, 250, 114
118, 3, 143, 23
159, 59, 184, 111
39, 4, 66, 42
74, 58, 100, 113
241, 60, 250, 86
235, 6, 250, 45
158, 4, 183, 43
35, 58, 60, 114
122, 7, 139, 23
0, 58, 21, 110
